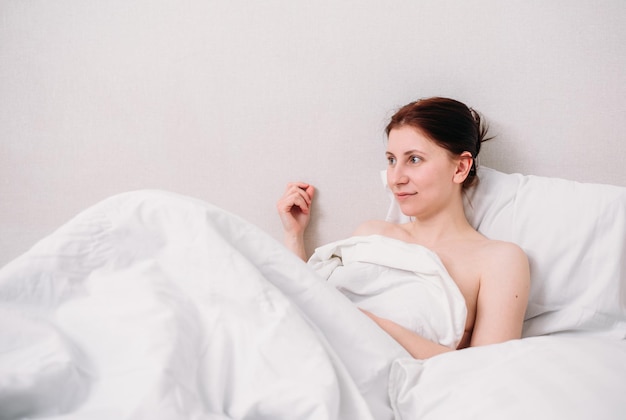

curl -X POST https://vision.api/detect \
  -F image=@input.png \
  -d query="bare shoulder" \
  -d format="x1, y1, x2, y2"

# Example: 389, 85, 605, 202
353, 219, 405, 237
479, 239, 527, 261
477, 239, 530, 289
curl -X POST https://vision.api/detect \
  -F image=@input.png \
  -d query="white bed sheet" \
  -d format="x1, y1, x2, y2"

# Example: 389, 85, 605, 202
0, 190, 407, 420
308, 235, 467, 349
390, 335, 626, 420
1, 190, 625, 420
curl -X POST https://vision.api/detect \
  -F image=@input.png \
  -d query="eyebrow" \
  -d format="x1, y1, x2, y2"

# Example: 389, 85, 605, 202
385, 149, 426, 156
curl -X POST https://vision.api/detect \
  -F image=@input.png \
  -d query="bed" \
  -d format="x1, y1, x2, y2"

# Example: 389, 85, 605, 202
1, 166, 625, 420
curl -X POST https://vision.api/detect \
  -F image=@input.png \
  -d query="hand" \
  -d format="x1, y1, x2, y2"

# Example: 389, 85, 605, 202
359, 308, 387, 328
359, 308, 452, 359
276, 182, 316, 237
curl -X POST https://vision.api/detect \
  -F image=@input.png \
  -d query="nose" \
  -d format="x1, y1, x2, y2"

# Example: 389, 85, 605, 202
387, 165, 408, 188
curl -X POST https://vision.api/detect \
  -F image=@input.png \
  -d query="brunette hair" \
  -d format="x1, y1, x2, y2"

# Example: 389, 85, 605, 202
385, 97, 490, 188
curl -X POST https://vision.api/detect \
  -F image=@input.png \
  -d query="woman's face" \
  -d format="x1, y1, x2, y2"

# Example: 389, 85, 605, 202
386, 125, 464, 218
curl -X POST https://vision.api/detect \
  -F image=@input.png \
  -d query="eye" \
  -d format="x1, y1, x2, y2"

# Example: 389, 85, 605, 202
409, 155, 422, 164
387, 156, 397, 166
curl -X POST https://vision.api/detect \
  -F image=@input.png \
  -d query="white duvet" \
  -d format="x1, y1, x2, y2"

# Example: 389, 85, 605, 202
2, 190, 626, 420
0, 190, 407, 420
308, 236, 467, 349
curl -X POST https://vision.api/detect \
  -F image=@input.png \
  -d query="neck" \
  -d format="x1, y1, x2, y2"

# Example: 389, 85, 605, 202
405, 196, 473, 248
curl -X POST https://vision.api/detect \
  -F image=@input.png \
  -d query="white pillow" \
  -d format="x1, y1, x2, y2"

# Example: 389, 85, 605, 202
383, 167, 626, 338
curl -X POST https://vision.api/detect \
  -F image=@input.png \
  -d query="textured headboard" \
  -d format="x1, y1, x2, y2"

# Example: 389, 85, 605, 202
1, 0, 625, 266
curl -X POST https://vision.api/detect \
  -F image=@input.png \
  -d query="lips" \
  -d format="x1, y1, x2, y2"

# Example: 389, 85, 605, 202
395, 192, 417, 201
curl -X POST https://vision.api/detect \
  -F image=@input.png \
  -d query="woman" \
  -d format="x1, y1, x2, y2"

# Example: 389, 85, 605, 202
277, 97, 530, 359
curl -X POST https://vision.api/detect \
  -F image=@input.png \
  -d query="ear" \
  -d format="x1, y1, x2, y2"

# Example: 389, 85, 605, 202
453, 151, 473, 184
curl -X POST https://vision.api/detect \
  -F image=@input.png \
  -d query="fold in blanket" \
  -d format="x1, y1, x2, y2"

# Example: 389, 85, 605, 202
308, 235, 468, 349
0, 190, 408, 420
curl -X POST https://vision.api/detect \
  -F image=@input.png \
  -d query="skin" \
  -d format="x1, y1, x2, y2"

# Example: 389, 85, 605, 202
277, 125, 530, 359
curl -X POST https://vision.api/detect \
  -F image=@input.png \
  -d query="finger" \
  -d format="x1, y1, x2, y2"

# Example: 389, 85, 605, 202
286, 182, 315, 197
286, 183, 314, 206
292, 192, 311, 214
305, 185, 315, 200
277, 191, 310, 214
285, 182, 311, 193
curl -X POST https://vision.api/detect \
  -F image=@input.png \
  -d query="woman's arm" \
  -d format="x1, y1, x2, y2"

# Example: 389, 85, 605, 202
276, 182, 315, 261
361, 241, 530, 359
470, 241, 530, 346
361, 309, 454, 359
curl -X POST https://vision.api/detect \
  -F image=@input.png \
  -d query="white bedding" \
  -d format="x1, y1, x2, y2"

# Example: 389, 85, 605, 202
389, 335, 626, 420
1, 189, 626, 420
0, 191, 407, 420
308, 235, 467, 349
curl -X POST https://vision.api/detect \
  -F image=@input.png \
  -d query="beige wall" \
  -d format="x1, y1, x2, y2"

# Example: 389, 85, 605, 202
1, 0, 625, 266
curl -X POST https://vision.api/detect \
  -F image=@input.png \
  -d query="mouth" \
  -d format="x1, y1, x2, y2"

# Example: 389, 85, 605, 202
394, 192, 418, 201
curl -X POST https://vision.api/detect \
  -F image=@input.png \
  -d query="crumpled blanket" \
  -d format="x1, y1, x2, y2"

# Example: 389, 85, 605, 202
0, 190, 409, 420
308, 235, 467, 349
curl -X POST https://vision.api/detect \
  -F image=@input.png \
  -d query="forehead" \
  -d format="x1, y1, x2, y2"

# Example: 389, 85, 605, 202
386, 126, 442, 154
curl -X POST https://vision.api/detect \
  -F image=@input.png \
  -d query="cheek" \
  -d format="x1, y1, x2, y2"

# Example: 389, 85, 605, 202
412, 169, 451, 193
412, 167, 437, 184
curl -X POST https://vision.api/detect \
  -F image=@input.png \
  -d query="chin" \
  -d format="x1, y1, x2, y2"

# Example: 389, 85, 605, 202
397, 204, 418, 218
